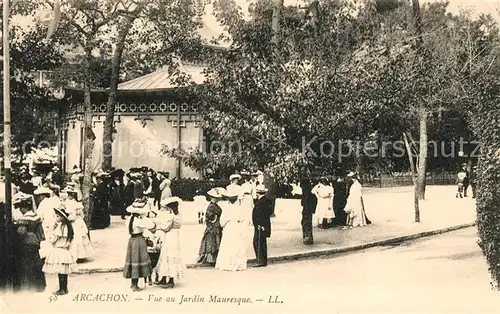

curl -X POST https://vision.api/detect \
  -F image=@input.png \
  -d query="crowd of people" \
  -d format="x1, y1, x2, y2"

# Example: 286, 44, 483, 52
8, 163, 371, 294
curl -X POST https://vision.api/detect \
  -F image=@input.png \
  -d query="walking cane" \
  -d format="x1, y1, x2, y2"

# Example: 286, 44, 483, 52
257, 226, 261, 264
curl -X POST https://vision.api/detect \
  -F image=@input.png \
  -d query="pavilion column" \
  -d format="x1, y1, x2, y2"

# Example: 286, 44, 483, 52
176, 107, 181, 179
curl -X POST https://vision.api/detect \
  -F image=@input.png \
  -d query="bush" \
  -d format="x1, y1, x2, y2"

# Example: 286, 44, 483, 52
473, 93, 500, 290
171, 179, 230, 201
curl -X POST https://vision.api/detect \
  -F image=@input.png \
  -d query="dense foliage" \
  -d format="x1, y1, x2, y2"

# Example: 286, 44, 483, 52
163, 0, 481, 180
0, 26, 63, 159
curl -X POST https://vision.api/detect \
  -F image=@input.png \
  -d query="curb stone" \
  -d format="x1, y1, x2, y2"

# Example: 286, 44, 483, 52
74, 222, 476, 274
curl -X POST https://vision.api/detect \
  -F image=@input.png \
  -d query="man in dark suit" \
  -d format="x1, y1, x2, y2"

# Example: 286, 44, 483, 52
252, 185, 274, 267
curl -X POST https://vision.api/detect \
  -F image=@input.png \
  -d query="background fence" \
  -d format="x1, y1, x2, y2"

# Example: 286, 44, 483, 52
362, 173, 457, 188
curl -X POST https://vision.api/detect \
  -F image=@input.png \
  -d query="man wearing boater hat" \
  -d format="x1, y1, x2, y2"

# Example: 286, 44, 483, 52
252, 185, 274, 267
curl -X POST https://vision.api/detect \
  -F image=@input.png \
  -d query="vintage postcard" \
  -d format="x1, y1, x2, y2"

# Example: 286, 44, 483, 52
1, 0, 500, 313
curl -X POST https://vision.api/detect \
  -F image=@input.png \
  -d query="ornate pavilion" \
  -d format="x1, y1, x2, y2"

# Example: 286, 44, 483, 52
57, 63, 205, 178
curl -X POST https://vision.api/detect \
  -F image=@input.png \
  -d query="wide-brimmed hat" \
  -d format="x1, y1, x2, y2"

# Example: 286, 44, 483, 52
13, 192, 32, 205
222, 189, 238, 198
126, 199, 149, 215
131, 198, 148, 207
207, 187, 225, 198
72, 167, 82, 174
347, 172, 356, 177
53, 206, 70, 220
240, 170, 250, 176
255, 185, 268, 194
129, 167, 141, 173
110, 168, 125, 178
96, 170, 110, 178
34, 186, 52, 195
160, 196, 182, 208
229, 174, 241, 181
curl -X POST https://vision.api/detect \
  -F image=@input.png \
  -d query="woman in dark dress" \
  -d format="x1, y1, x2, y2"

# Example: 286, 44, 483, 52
300, 179, 317, 245
197, 188, 224, 265
333, 177, 348, 226
91, 172, 111, 229
109, 170, 125, 216
12, 192, 46, 293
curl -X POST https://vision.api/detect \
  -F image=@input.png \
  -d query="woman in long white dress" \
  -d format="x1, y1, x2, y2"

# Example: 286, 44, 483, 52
215, 189, 247, 272
312, 177, 335, 229
240, 173, 254, 226
155, 197, 186, 288
344, 173, 367, 228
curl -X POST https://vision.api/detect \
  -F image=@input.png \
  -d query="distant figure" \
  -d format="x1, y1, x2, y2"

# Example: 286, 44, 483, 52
469, 165, 477, 199
333, 176, 348, 226
300, 179, 317, 245
456, 169, 467, 198
344, 172, 369, 228
461, 165, 470, 197
312, 177, 334, 229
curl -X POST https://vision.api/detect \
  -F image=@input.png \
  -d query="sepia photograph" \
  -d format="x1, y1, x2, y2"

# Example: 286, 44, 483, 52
0, 0, 500, 313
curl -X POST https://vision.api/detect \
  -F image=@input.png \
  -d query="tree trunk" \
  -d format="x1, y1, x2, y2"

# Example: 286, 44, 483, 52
82, 46, 96, 226
271, 0, 284, 61
102, 16, 137, 170
417, 107, 428, 200
404, 132, 419, 222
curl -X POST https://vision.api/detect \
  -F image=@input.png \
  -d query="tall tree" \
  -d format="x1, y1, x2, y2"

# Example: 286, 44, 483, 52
102, 1, 144, 171
43, 0, 123, 224
102, 0, 205, 170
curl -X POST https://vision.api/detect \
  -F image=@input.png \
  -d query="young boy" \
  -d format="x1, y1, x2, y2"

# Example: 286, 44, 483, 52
456, 169, 467, 198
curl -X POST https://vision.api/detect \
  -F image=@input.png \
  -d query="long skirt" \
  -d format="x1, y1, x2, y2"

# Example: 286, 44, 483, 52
240, 195, 254, 225
71, 217, 93, 260
15, 249, 46, 292
197, 224, 222, 264
123, 235, 152, 279
43, 247, 77, 274
215, 222, 247, 272
157, 230, 186, 282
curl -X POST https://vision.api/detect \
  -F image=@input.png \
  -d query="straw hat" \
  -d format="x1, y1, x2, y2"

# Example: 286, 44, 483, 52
255, 185, 268, 194
207, 187, 225, 199
34, 186, 52, 195
126, 200, 149, 215
347, 172, 355, 177
96, 170, 110, 178
229, 174, 241, 181
53, 206, 70, 220
13, 192, 32, 205
160, 197, 182, 208
72, 167, 82, 174
240, 170, 250, 176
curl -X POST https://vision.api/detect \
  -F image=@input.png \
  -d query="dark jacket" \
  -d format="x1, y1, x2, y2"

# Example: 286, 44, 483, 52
301, 192, 317, 215
124, 181, 135, 207
109, 181, 125, 211
18, 180, 35, 195
134, 179, 144, 199
252, 196, 274, 238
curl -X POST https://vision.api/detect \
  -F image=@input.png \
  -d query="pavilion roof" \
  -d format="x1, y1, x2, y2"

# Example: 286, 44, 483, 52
117, 63, 206, 92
